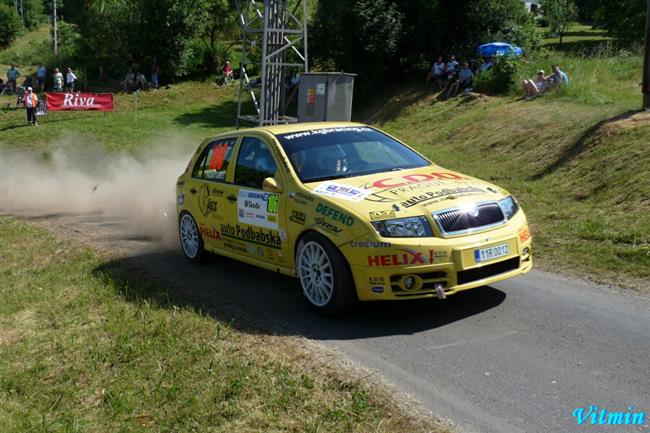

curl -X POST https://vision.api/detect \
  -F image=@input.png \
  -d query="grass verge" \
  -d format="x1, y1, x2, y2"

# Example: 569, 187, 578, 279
0, 217, 439, 433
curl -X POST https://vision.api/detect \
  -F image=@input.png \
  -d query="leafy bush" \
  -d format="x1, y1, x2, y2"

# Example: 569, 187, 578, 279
0, 4, 21, 49
475, 56, 521, 94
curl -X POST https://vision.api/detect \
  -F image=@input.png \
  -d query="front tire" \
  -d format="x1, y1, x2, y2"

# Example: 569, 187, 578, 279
296, 232, 358, 315
179, 211, 207, 263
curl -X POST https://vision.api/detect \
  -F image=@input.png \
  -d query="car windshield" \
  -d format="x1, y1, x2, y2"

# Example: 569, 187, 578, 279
275, 126, 430, 183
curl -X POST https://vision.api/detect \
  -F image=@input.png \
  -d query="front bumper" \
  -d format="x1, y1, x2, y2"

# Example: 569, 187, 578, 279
342, 215, 533, 302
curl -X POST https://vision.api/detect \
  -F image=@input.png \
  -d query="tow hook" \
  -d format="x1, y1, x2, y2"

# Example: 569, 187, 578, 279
435, 283, 446, 300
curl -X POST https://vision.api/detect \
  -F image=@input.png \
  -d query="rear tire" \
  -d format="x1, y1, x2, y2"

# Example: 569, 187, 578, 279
179, 211, 207, 263
296, 232, 358, 315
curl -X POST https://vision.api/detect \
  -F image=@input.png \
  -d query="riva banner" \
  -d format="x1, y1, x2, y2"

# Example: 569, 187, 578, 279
46, 93, 114, 111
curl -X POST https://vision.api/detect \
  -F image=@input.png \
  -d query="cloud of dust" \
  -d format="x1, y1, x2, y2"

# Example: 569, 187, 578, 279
0, 138, 196, 245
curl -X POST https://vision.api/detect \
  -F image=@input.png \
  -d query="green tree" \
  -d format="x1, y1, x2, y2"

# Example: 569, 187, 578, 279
311, 0, 403, 102
541, 0, 578, 47
594, 0, 646, 45
201, 0, 238, 71
60, 0, 210, 79
0, 4, 21, 49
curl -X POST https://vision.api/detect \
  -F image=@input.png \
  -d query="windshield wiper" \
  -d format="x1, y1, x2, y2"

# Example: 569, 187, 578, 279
303, 174, 349, 183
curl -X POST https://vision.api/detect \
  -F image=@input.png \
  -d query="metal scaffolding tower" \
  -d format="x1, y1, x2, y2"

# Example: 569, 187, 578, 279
235, 0, 309, 127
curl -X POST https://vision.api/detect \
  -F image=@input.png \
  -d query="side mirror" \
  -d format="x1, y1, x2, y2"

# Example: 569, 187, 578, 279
262, 177, 283, 193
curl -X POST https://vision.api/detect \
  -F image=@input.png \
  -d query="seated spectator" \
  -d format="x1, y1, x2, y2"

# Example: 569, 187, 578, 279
446, 55, 459, 73
123, 69, 135, 91
446, 62, 474, 97
135, 71, 147, 90
522, 70, 548, 99
426, 57, 446, 89
548, 64, 569, 88
22, 75, 33, 89
479, 57, 495, 74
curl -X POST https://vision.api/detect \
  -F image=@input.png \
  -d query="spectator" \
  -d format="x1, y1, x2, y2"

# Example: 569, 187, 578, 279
446, 62, 474, 97
123, 69, 135, 92
36, 64, 47, 92
446, 55, 459, 73
65, 67, 77, 92
522, 70, 548, 99
548, 64, 569, 88
0, 78, 5, 95
479, 57, 495, 74
6, 64, 20, 95
52, 68, 64, 92
135, 71, 147, 90
426, 56, 446, 89
223, 61, 233, 83
22, 75, 33, 89
151, 58, 159, 89
23, 87, 38, 126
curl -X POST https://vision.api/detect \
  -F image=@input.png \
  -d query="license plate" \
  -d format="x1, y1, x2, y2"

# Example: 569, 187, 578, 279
474, 244, 510, 263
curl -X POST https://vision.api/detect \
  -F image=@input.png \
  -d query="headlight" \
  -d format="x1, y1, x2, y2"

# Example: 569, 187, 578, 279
498, 195, 519, 220
371, 216, 433, 238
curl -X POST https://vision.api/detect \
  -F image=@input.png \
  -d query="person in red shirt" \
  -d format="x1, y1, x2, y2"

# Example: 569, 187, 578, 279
222, 61, 233, 83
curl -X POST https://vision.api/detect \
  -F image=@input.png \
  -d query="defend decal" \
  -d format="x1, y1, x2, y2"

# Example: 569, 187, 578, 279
289, 210, 307, 225
238, 190, 280, 229
220, 223, 282, 249
313, 182, 371, 202
367, 249, 449, 266
315, 217, 342, 234
368, 210, 395, 220
315, 203, 354, 226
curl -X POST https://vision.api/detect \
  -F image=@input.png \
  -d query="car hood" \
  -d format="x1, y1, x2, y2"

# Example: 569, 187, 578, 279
304, 165, 509, 219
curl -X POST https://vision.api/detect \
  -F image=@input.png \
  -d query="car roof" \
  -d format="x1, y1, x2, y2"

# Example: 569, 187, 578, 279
238, 121, 369, 137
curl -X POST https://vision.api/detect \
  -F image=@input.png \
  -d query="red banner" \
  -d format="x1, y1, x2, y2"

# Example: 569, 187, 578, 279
46, 92, 114, 111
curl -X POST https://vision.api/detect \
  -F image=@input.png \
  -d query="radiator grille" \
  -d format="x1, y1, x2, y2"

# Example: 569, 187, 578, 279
433, 202, 505, 236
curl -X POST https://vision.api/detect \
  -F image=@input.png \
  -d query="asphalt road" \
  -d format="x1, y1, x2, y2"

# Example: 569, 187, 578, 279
23, 213, 650, 433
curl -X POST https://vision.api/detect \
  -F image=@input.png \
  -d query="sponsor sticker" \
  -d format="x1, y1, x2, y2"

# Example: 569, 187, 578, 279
315, 203, 354, 226
290, 210, 307, 225
220, 223, 281, 249
313, 182, 372, 202
368, 210, 395, 220
237, 190, 280, 229
350, 241, 392, 248
315, 217, 342, 234
199, 225, 221, 241
367, 249, 449, 266
519, 227, 531, 243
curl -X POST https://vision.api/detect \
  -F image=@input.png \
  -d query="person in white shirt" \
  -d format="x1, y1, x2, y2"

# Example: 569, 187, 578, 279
426, 56, 447, 89
66, 67, 77, 92
52, 68, 64, 92
446, 55, 459, 73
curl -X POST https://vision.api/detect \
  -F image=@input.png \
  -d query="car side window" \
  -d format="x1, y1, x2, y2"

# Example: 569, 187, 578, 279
234, 137, 277, 189
192, 138, 236, 182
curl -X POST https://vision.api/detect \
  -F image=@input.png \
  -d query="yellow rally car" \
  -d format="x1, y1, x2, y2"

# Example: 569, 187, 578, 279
176, 122, 532, 314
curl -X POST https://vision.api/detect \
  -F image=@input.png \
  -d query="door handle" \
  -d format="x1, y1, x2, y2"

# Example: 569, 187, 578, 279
227, 195, 237, 202
189, 188, 197, 194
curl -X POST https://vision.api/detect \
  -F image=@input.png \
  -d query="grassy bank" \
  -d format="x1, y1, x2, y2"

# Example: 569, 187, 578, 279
372, 51, 649, 289
0, 217, 434, 432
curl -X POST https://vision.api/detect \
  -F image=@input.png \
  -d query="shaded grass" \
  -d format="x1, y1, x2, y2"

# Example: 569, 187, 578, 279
0, 217, 436, 433
539, 22, 613, 52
